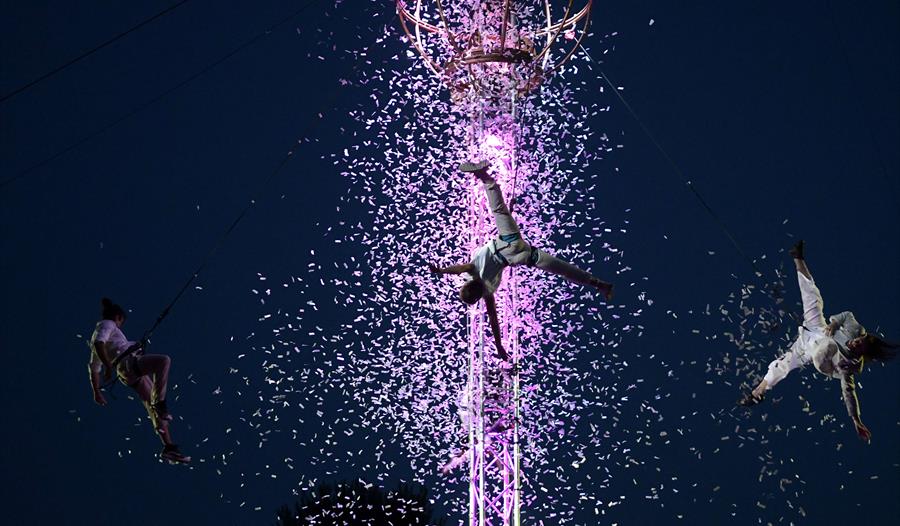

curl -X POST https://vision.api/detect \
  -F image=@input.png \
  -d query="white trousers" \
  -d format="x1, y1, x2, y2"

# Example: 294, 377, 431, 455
763, 272, 828, 388
482, 179, 598, 287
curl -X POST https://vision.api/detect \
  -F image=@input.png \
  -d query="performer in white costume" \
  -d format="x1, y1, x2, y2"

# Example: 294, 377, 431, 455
430, 161, 614, 361
739, 241, 897, 443
89, 297, 190, 463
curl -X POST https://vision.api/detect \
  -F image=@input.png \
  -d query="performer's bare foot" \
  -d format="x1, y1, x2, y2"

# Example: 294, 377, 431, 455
160, 444, 191, 464
590, 278, 614, 301
497, 346, 509, 361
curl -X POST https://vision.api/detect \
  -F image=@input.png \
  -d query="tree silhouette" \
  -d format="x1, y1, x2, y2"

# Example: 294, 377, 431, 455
275, 480, 448, 525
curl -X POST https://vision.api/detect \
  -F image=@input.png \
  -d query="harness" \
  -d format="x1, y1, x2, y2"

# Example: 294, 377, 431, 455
490, 238, 513, 266
91, 339, 147, 393
489, 232, 539, 268
112, 343, 146, 383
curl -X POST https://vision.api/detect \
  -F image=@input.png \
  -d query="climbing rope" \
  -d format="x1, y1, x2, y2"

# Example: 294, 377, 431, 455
577, 45, 807, 354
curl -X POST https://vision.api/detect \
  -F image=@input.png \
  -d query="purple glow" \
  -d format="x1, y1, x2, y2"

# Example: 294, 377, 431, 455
283, 21, 649, 519
203, 5, 660, 524
483, 133, 504, 149
150, 7, 885, 525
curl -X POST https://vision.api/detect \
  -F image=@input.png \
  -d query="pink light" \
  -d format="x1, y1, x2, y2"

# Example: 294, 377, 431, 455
483, 133, 505, 149
481, 132, 514, 177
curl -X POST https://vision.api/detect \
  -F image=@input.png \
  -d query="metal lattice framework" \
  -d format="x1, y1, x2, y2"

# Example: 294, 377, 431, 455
397, 0, 592, 97
464, 107, 524, 523
396, 3, 592, 524
466, 299, 522, 526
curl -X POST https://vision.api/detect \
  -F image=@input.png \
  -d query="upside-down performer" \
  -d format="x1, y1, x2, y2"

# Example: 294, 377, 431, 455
89, 298, 190, 463
430, 161, 614, 360
739, 241, 897, 442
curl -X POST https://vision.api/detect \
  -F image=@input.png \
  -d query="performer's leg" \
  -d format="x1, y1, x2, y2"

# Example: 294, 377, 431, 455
796, 271, 827, 331
794, 258, 812, 281
481, 178, 520, 237
789, 239, 826, 330
790, 240, 812, 279
758, 341, 807, 394
132, 377, 172, 445
134, 354, 171, 404
742, 336, 810, 404
531, 248, 611, 297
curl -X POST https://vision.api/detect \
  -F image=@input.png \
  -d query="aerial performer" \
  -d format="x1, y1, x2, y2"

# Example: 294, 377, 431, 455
89, 298, 191, 464
739, 241, 897, 442
429, 161, 614, 360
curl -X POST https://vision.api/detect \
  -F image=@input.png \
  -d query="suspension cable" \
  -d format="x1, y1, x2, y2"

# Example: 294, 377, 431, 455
1, 0, 323, 190
1, 1, 192, 104
579, 45, 765, 278
98, 10, 397, 388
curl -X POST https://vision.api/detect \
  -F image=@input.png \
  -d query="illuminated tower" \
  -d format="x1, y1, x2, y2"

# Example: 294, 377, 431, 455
396, 2, 592, 523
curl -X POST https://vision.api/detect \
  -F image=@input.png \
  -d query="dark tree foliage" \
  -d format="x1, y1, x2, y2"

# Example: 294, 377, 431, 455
274, 480, 448, 525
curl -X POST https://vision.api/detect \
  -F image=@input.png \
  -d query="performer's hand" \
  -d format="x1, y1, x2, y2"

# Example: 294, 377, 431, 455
93, 390, 107, 407
855, 421, 872, 443
428, 263, 440, 274
496, 345, 509, 361
591, 279, 614, 302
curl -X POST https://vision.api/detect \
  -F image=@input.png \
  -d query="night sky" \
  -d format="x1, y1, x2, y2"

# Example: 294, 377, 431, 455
2, 1, 898, 525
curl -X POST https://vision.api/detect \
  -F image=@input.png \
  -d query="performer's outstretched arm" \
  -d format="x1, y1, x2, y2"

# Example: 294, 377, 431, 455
93, 340, 116, 383
93, 338, 113, 370
841, 374, 871, 442
484, 295, 508, 360
429, 263, 474, 275
88, 367, 107, 406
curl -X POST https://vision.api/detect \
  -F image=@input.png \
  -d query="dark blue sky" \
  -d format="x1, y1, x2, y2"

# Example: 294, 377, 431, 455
2, 1, 898, 524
